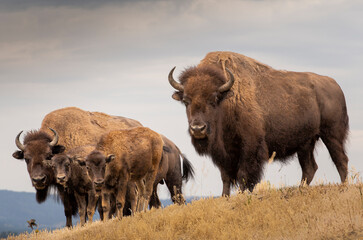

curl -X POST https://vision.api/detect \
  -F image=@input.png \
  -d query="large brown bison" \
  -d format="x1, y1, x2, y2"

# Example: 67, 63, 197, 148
168, 51, 349, 196
12, 107, 142, 226
85, 127, 164, 220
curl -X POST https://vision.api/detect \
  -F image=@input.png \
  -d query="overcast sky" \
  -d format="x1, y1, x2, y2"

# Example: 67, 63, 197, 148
1, 0, 362, 200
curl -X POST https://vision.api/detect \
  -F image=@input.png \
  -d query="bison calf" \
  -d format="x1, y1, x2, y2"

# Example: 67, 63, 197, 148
85, 127, 164, 220
51, 145, 98, 226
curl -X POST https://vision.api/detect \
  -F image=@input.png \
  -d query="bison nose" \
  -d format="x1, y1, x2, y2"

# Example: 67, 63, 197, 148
57, 175, 66, 182
94, 179, 104, 187
32, 175, 47, 184
190, 124, 206, 132
190, 124, 207, 138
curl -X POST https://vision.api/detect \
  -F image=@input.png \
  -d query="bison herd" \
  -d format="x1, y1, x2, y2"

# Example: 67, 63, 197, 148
12, 51, 349, 227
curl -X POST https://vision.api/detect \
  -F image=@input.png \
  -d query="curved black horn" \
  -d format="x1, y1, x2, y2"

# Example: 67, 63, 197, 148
218, 67, 235, 93
15, 131, 25, 151
168, 67, 184, 91
48, 128, 59, 147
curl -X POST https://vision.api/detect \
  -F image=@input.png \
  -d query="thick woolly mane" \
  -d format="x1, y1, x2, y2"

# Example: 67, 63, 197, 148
199, 51, 272, 76
23, 130, 52, 144
179, 65, 227, 86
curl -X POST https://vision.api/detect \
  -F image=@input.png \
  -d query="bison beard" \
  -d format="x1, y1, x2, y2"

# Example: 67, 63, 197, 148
169, 51, 349, 196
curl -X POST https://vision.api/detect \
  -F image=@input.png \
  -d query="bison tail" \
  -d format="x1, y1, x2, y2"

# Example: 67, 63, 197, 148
181, 154, 195, 182
342, 104, 349, 144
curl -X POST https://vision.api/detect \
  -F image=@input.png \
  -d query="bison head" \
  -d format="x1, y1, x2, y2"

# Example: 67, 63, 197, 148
50, 153, 75, 187
168, 66, 235, 149
12, 128, 65, 192
85, 150, 115, 192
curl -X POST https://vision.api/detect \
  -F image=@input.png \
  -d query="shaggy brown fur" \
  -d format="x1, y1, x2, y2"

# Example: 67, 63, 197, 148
85, 127, 164, 220
41, 107, 142, 149
12, 107, 142, 227
169, 51, 349, 196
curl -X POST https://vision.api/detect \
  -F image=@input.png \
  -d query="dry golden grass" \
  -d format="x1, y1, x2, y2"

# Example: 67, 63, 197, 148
7, 178, 363, 240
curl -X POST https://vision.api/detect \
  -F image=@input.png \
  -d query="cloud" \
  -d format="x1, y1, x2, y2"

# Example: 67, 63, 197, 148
1, 0, 362, 80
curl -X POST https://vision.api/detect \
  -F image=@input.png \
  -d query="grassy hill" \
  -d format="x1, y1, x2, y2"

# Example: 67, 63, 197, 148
6, 180, 363, 240
0, 189, 172, 238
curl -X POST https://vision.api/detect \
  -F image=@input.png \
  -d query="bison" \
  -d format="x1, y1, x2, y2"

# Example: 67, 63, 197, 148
149, 135, 194, 208
50, 145, 98, 226
168, 51, 349, 196
12, 107, 141, 227
85, 127, 164, 220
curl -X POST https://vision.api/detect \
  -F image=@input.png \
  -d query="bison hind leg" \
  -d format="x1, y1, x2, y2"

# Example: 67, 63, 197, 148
321, 134, 349, 183
297, 138, 318, 185
135, 179, 146, 212
149, 187, 161, 209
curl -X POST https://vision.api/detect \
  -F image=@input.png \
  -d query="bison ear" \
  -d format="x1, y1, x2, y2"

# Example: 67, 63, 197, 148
217, 90, 234, 104
74, 156, 86, 166
12, 151, 24, 160
71, 155, 86, 166
172, 91, 183, 101
78, 161, 86, 166
52, 145, 65, 154
106, 154, 115, 163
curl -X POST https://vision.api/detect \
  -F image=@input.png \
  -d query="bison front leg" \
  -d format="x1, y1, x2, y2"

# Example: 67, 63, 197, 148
101, 192, 111, 221
220, 168, 231, 196
115, 180, 127, 219
237, 141, 268, 193
61, 191, 74, 227
86, 190, 98, 223
74, 192, 87, 226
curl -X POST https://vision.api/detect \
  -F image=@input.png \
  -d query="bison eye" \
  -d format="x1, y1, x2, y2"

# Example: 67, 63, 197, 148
182, 98, 190, 106
46, 155, 53, 161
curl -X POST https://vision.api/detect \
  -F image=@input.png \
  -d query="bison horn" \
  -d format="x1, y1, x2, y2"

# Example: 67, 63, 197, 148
168, 67, 184, 92
15, 131, 25, 151
218, 67, 235, 93
48, 128, 59, 147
